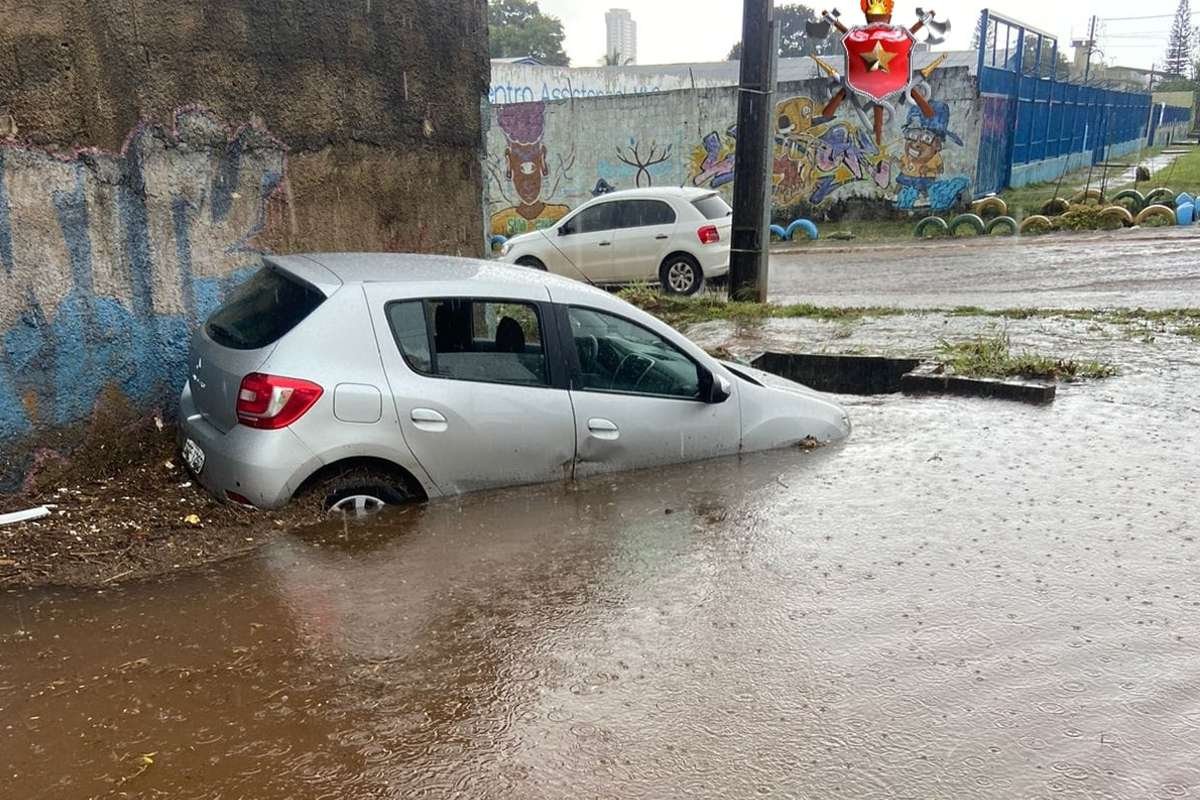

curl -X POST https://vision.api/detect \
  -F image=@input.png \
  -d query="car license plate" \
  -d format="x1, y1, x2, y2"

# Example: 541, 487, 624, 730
183, 438, 206, 475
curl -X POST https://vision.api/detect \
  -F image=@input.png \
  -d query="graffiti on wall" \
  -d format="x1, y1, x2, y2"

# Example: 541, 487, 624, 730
0, 107, 288, 480
686, 94, 969, 211
607, 139, 674, 188
487, 102, 575, 238
895, 101, 971, 211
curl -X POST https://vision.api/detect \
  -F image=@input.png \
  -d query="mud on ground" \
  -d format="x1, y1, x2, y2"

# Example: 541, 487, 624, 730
0, 418, 323, 589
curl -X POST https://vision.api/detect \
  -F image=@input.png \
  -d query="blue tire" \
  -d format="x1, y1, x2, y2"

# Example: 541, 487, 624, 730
1177, 192, 1194, 208
785, 219, 819, 241
1177, 203, 1195, 226
769, 224, 788, 242
490, 235, 508, 250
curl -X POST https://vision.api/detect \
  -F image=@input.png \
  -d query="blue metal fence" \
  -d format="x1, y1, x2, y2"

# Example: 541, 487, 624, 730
974, 9, 1188, 195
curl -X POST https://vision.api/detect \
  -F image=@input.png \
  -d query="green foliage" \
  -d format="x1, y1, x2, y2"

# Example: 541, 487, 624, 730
938, 334, 1117, 381
1165, 0, 1195, 78
488, 0, 570, 66
726, 4, 839, 61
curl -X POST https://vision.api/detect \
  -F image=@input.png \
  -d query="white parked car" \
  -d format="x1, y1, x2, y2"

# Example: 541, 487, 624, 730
498, 187, 733, 295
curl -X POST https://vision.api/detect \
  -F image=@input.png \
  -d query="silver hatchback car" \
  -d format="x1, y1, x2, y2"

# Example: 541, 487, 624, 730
179, 254, 850, 513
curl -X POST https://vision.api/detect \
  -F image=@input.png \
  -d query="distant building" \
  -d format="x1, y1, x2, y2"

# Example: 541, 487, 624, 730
605, 8, 637, 65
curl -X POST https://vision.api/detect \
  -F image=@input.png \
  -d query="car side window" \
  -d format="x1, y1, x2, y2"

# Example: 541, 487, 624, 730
386, 299, 549, 387
567, 307, 701, 400
560, 203, 615, 235
618, 199, 676, 229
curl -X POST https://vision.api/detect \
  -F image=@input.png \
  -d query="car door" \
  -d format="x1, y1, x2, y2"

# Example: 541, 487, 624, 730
559, 304, 741, 479
550, 201, 619, 282
608, 199, 678, 282
365, 288, 577, 495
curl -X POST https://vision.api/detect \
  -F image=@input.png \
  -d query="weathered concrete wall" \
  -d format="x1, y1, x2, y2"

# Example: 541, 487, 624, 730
486, 63, 980, 238
0, 0, 488, 489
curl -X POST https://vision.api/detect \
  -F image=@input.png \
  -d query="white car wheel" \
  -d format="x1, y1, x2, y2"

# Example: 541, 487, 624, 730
661, 256, 703, 296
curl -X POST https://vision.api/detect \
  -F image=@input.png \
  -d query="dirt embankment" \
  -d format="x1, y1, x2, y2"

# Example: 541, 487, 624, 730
1, 411, 323, 589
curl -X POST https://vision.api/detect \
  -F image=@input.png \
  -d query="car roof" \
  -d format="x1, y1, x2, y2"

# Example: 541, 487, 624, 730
588, 186, 717, 201
265, 253, 621, 307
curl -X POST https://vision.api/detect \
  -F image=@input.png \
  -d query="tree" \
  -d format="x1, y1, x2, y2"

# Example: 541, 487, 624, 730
726, 4, 839, 61
1164, 0, 1195, 78
489, 0, 570, 66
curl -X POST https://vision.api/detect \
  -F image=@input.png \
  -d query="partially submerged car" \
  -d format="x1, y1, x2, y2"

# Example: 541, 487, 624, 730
179, 254, 850, 513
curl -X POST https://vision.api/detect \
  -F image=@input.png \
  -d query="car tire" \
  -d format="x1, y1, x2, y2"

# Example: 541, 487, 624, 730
515, 256, 547, 271
307, 468, 416, 517
660, 254, 703, 296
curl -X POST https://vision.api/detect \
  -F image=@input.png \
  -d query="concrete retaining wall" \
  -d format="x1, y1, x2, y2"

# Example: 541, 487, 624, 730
0, 0, 489, 489
486, 63, 981, 238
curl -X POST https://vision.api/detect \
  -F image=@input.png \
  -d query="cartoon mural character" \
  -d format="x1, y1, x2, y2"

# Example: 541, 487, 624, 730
490, 103, 571, 237
690, 126, 737, 190
896, 102, 970, 211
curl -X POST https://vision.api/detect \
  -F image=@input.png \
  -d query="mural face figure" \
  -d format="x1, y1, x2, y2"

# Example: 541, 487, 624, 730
903, 128, 942, 169
896, 101, 969, 212
505, 141, 549, 208
491, 102, 571, 237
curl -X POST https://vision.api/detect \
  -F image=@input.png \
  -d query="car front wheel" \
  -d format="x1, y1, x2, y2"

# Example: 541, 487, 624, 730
660, 254, 703, 296
515, 256, 547, 271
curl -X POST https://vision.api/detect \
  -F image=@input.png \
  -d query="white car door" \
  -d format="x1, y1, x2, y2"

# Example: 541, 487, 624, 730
366, 289, 577, 495
550, 201, 619, 282
560, 305, 741, 479
608, 199, 679, 282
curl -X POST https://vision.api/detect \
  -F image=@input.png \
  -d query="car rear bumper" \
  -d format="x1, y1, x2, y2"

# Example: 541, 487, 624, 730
177, 383, 321, 510
698, 246, 730, 279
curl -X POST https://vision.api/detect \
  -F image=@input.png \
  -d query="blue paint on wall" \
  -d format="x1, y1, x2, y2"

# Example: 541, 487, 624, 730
0, 109, 288, 488
0, 151, 13, 275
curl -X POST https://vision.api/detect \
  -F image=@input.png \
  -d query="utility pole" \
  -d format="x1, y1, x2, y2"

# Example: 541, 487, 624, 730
728, 0, 777, 302
1083, 15, 1098, 82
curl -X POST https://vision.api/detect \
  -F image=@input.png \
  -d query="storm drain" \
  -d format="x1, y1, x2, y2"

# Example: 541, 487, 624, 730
750, 352, 1056, 405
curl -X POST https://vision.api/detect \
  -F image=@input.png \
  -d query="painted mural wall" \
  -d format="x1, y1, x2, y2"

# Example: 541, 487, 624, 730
486, 66, 980, 238
0, 0, 490, 489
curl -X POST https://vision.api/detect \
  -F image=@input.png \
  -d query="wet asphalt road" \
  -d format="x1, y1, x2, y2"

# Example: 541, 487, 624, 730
2, 236, 1199, 798
769, 227, 1200, 310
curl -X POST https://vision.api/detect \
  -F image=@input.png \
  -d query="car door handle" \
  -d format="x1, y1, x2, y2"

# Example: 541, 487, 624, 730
411, 408, 448, 433
587, 418, 620, 441
598, 241, 612, 247
655, 234, 670, 240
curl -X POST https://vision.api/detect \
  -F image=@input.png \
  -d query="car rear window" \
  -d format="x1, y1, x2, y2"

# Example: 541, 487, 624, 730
204, 266, 326, 351
692, 193, 733, 220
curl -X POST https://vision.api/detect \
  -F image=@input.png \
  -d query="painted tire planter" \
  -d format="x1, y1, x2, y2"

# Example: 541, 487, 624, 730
1135, 204, 1176, 226
985, 216, 1018, 236
785, 219, 820, 241
1041, 197, 1070, 216
1144, 188, 1176, 207
1177, 192, 1194, 207
769, 224, 788, 242
971, 196, 1009, 219
1177, 202, 1195, 226
948, 213, 986, 236
1068, 188, 1103, 205
914, 216, 949, 237
1111, 189, 1146, 212
1097, 205, 1135, 227
1018, 215, 1054, 235
490, 235, 508, 249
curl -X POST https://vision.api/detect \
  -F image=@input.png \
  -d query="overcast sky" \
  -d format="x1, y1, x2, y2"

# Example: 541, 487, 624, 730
533, 0, 1192, 71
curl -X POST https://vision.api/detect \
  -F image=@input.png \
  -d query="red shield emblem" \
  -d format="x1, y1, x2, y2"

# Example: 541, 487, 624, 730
842, 23, 915, 102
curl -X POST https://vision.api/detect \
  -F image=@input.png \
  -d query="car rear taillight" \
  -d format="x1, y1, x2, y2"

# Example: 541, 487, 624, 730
236, 373, 323, 429
698, 225, 721, 245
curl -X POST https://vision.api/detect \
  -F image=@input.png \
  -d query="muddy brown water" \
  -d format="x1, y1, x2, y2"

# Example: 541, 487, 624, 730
3, 353, 1198, 799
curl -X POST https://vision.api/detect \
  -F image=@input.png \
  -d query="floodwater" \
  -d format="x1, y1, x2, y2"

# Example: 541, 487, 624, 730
3, 321, 1198, 798
771, 226, 1200, 310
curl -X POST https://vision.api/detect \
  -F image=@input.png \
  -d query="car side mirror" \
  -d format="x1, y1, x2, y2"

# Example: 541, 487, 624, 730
702, 368, 732, 404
